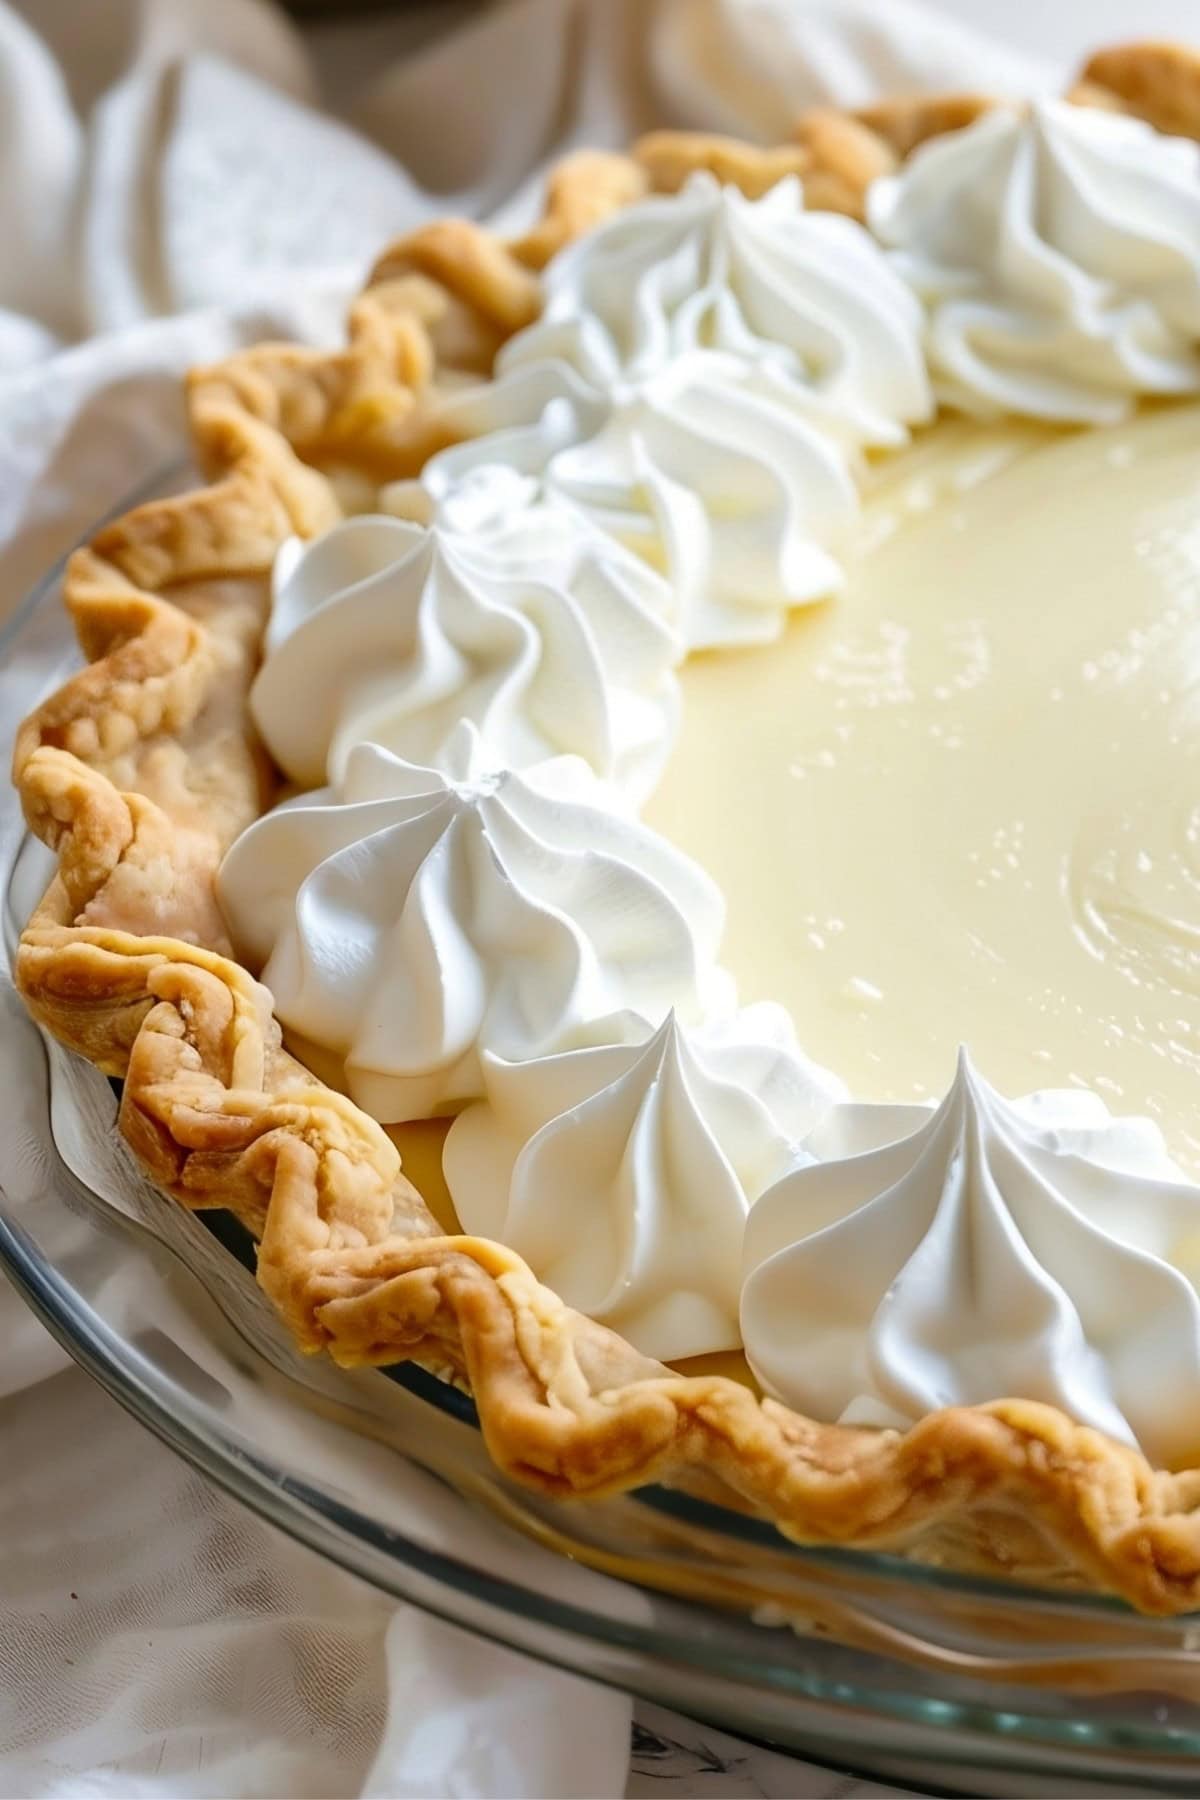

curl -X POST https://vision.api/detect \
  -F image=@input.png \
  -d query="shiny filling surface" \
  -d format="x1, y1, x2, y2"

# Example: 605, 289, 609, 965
645, 402, 1200, 1170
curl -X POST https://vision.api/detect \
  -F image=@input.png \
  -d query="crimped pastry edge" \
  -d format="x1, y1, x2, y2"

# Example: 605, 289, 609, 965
14, 44, 1200, 1616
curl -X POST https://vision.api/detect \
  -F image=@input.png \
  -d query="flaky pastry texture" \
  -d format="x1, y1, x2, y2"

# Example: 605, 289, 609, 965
14, 45, 1200, 1616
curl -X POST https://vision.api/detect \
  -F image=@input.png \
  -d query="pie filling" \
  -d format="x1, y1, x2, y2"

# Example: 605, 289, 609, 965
646, 401, 1200, 1173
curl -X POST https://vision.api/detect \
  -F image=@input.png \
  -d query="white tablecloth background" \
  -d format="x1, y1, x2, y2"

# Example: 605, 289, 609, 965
0, 2, 1192, 1794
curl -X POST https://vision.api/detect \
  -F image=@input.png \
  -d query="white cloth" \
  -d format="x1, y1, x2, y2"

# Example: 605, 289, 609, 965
0, 1, 1176, 1794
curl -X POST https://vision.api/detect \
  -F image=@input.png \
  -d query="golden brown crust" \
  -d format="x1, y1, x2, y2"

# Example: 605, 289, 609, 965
790, 110, 899, 216
17, 66, 1200, 1616
367, 219, 542, 338
510, 151, 649, 269
845, 93, 998, 161
1069, 41, 1200, 139
634, 130, 814, 201
633, 100, 985, 226
633, 123, 900, 222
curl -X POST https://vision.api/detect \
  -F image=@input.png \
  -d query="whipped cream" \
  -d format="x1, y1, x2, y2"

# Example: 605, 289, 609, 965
504, 173, 931, 448
742, 1050, 1200, 1467
253, 485, 680, 805
419, 363, 855, 651
445, 1006, 843, 1362
410, 175, 931, 650
217, 722, 734, 1123
869, 100, 1200, 423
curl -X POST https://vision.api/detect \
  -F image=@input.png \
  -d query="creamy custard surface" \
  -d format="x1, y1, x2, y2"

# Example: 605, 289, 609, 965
645, 404, 1200, 1170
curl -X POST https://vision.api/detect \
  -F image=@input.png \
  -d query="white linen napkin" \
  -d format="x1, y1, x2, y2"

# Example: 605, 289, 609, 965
0, 0, 1164, 1792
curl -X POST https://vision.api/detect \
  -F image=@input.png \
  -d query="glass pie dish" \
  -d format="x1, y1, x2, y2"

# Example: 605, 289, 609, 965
5, 474, 1200, 1798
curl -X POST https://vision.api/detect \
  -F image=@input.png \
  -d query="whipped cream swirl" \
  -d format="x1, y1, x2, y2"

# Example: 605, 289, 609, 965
869, 100, 1200, 423
445, 1006, 843, 1362
409, 175, 930, 650
253, 484, 680, 805
504, 173, 931, 447
742, 1050, 1200, 1466
217, 723, 734, 1123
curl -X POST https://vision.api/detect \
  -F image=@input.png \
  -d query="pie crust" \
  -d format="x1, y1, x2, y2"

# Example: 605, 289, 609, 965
15, 40, 1200, 1616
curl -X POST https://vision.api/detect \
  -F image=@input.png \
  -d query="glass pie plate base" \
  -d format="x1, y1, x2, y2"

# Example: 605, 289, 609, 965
4, 472, 1200, 1798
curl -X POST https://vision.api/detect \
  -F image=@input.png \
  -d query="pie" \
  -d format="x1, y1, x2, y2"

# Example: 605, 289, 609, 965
16, 38, 1200, 1615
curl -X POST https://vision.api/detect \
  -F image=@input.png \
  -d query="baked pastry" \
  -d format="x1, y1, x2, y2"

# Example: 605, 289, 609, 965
16, 40, 1200, 1615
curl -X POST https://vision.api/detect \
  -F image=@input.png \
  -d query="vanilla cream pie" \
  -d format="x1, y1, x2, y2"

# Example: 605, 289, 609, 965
19, 43, 1200, 1612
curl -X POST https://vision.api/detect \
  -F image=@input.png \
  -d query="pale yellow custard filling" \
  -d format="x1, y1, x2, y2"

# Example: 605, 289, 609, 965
646, 402, 1200, 1172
